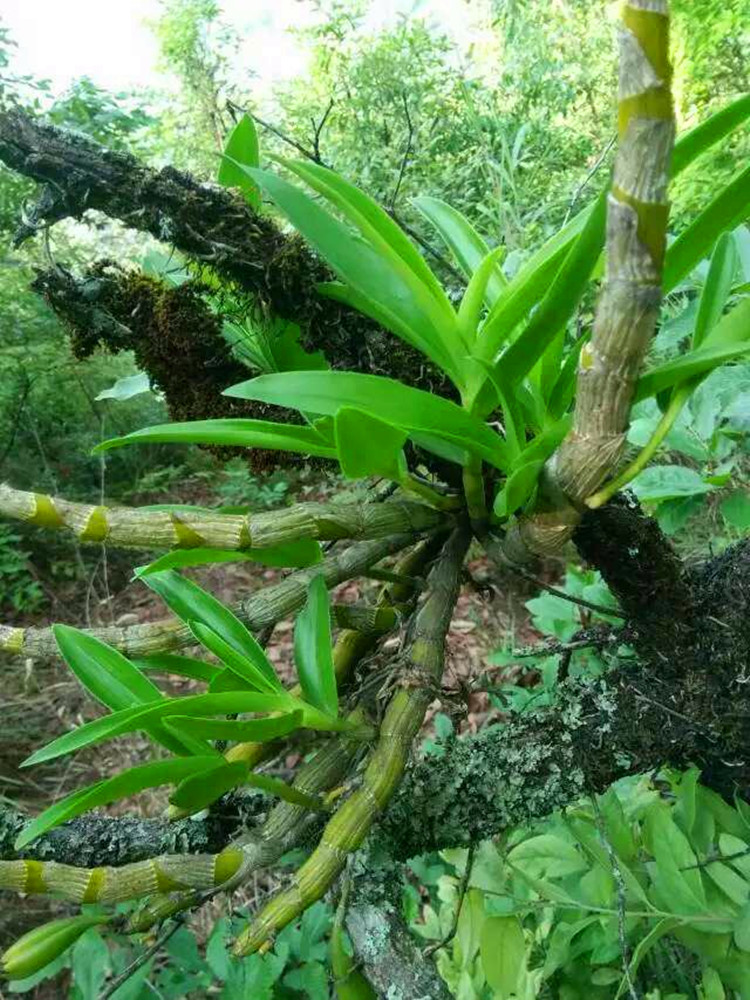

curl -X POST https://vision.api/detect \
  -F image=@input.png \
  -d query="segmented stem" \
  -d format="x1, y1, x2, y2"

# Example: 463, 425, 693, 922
513, 0, 675, 557
0, 722, 363, 908
0, 847, 247, 905
0, 484, 442, 551
233, 527, 469, 956
0, 533, 417, 658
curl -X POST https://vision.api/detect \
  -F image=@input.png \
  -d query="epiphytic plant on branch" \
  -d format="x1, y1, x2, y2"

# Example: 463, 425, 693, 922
1, 2, 750, 994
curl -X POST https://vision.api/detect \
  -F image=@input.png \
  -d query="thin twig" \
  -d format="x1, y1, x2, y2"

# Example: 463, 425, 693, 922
494, 547, 627, 620
631, 688, 709, 731
499, 630, 620, 660
562, 134, 616, 226
311, 97, 335, 165
98, 919, 182, 1000
591, 795, 640, 1000
390, 93, 415, 211
227, 98, 463, 283
226, 99, 330, 167
681, 847, 750, 872
423, 844, 476, 958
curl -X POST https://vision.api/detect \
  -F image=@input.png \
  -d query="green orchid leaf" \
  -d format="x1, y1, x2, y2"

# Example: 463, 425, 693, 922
52, 626, 210, 758
218, 115, 260, 207
458, 245, 507, 342
188, 620, 283, 695
22, 691, 292, 768
132, 653, 222, 685
413, 195, 508, 306
242, 166, 462, 382
138, 540, 323, 575
16, 756, 225, 848
693, 231, 740, 348
334, 407, 407, 480
94, 419, 337, 458
163, 711, 304, 744
294, 575, 337, 717
168, 760, 250, 813
280, 158, 452, 313
135, 569, 279, 688
636, 303, 750, 401
224, 370, 509, 471
665, 163, 750, 293
494, 461, 545, 519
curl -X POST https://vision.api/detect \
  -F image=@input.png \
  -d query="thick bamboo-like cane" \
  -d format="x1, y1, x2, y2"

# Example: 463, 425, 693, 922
0, 484, 442, 552
0, 533, 417, 658
233, 527, 469, 956
508, 0, 675, 559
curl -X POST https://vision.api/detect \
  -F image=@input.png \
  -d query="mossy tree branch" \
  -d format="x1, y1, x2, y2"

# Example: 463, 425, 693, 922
0, 108, 449, 395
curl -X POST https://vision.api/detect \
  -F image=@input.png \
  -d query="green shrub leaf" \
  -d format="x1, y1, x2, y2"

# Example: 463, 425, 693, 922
480, 916, 527, 999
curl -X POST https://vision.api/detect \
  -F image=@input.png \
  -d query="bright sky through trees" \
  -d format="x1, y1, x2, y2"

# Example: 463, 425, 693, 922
1, 0, 483, 97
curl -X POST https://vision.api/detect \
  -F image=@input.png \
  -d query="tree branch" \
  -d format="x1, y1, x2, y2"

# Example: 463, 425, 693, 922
347, 898, 453, 1000
0, 108, 450, 396
383, 525, 750, 858
0, 798, 256, 867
